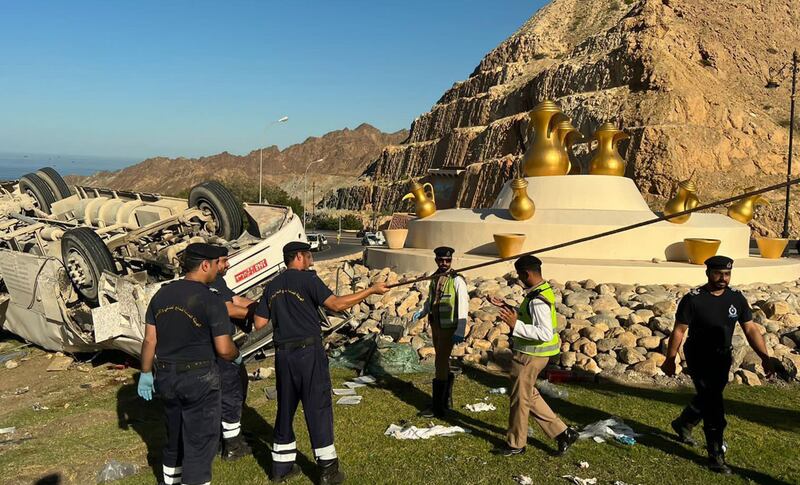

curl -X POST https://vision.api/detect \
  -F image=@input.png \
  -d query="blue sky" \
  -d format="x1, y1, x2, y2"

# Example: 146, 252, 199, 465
0, 1, 545, 161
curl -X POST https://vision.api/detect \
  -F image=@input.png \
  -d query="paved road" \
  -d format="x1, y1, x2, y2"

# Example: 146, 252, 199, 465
312, 230, 365, 261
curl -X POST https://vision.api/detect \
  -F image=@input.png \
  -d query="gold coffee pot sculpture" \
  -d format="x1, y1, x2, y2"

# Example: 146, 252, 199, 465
508, 177, 535, 221
588, 122, 629, 176
402, 179, 437, 218
664, 177, 700, 224
727, 187, 769, 224
522, 100, 569, 176
554, 119, 584, 174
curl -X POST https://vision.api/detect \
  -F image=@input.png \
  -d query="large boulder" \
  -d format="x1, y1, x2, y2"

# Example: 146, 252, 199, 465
619, 347, 646, 365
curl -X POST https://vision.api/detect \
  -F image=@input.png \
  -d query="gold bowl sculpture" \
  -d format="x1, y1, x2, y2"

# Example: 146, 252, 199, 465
684, 238, 721, 265
494, 233, 527, 258
664, 178, 700, 224
382, 229, 409, 249
508, 178, 535, 221
588, 123, 628, 176
756, 237, 788, 259
402, 180, 437, 218
522, 100, 569, 176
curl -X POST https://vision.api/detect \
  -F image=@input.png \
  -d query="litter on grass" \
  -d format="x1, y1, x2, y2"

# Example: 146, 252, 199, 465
578, 461, 589, 469
352, 375, 376, 384
343, 381, 366, 389
513, 475, 533, 485
384, 423, 466, 440
579, 418, 639, 445
0, 427, 15, 434
332, 388, 357, 396
465, 402, 496, 412
537, 380, 569, 399
336, 396, 363, 405
561, 475, 597, 485
96, 460, 140, 483
489, 387, 507, 395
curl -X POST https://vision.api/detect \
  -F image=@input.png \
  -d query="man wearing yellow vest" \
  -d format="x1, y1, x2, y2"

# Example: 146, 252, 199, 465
412, 246, 469, 418
496, 255, 578, 456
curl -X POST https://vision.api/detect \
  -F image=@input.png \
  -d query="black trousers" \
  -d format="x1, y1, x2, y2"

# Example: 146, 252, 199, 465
271, 340, 336, 478
680, 346, 732, 451
155, 363, 221, 485
218, 358, 248, 439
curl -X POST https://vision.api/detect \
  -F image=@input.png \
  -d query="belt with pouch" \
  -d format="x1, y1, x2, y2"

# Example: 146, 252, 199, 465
156, 360, 214, 372
275, 336, 319, 351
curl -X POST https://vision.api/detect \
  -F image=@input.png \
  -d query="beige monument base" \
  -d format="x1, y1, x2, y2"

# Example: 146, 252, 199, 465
366, 176, 800, 284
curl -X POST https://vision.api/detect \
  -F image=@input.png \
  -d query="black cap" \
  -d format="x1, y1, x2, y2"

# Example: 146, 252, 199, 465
514, 255, 542, 271
434, 246, 454, 258
283, 241, 311, 255
184, 242, 227, 260
705, 255, 733, 270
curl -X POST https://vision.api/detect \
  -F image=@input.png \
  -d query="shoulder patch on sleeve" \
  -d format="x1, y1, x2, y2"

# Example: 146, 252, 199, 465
729, 286, 741, 293
209, 287, 219, 294
689, 287, 701, 295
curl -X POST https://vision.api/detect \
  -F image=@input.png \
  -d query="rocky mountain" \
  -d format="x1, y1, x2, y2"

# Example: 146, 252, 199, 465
321, 0, 800, 237
77, 124, 407, 199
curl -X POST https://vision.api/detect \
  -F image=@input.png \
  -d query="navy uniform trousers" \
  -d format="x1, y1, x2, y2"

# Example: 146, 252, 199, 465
271, 339, 337, 477
218, 358, 249, 440
679, 345, 732, 451
156, 362, 221, 485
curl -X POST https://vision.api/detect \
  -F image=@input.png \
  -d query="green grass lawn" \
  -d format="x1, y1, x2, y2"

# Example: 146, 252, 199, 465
1, 363, 798, 485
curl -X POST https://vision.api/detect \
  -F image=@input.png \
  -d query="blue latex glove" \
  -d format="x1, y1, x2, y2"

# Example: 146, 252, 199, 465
137, 372, 154, 401
452, 334, 465, 345
412, 309, 424, 321
234, 354, 243, 365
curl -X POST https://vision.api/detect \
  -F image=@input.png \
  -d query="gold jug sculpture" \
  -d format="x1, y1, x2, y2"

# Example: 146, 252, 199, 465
664, 178, 700, 224
588, 122, 629, 176
522, 100, 569, 177
402, 180, 437, 218
508, 178, 535, 221
727, 188, 769, 224
554, 120, 584, 175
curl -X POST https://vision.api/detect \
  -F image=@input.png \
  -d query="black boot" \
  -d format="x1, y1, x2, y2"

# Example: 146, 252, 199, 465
705, 429, 732, 475
555, 426, 579, 456
418, 379, 440, 418
432, 378, 448, 418
319, 459, 346, 485
270, 464, 301, 483
445, 372, 455, 410
221, 434, 252, 461
671, 406, 700, 446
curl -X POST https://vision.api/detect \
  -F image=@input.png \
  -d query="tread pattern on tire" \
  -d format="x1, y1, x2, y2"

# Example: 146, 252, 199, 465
188, 181, 243, 240
37, 166, 72, 200
19, 173, 57, 214
61, 227, 116, 304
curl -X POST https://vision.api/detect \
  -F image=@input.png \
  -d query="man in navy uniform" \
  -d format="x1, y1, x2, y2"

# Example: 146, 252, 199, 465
411, 246, 469, 418
137, 243, 239, 485
209, 250, 256, 461
662, 255, 774, 474
253, 241, 389, 484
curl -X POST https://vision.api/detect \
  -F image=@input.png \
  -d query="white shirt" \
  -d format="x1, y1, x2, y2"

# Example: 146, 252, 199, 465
512, 296, 555, 342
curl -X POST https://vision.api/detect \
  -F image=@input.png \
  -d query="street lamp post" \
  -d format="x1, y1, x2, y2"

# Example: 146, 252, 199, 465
767, 50, 798, 240
259, 116, 289, 204
303, 157, 325, 232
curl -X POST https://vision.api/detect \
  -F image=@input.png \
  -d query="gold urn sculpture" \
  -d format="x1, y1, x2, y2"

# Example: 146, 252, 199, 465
727, 188, 769, 224
522, 100, 569, 177
588, 123, 629, 176
554, 120, 584, 175
402, 180, 437, 218
664, 178, 700, 224
508, 178, 535, 221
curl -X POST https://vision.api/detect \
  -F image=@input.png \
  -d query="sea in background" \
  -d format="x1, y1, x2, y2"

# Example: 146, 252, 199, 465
0, 152, 136, 181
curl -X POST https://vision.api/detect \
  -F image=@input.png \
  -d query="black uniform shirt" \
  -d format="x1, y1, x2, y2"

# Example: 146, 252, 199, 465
254, 269, 333, 344
209, 274, 237, 336
675, 286, 753, 351
145, 279, 231, 362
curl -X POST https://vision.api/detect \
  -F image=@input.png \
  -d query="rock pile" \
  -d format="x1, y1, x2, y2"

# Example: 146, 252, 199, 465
316, 260, 800, 386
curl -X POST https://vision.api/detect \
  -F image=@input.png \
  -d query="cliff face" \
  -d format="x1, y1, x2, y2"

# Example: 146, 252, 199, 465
77, 124, 407, 198
321, 0, 800, 236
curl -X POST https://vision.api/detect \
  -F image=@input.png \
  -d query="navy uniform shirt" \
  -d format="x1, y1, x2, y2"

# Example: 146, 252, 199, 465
676, 286, 753, 351
254, 269, 333, 344
209, 274, 237, 335
145, 279, 231, 362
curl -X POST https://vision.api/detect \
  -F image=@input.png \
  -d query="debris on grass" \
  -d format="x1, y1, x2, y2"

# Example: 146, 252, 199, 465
384, 423, 466, 440
465, 402, 496, 412
343, 381, 366, 389
4, 360, 19, 369
561, 475, 597, 485
32, 403, 49, 411
332, 388, 357, 396
537, 380, 569, 399
0, 427, 16, 434
336, 396, 363, 405
579, 418, 639, 445
96, 459, 140, 483
351, 375, 376, 384
0, 349, 28, 364
77, 365, 92, 373
14, 386, 29, 395
578, 461, 589, 469
250, 367, 274, 380
513, 475, 533, 485
47, 355, 74, 372
489, 387, 507, 395
264, 387, 278, 400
